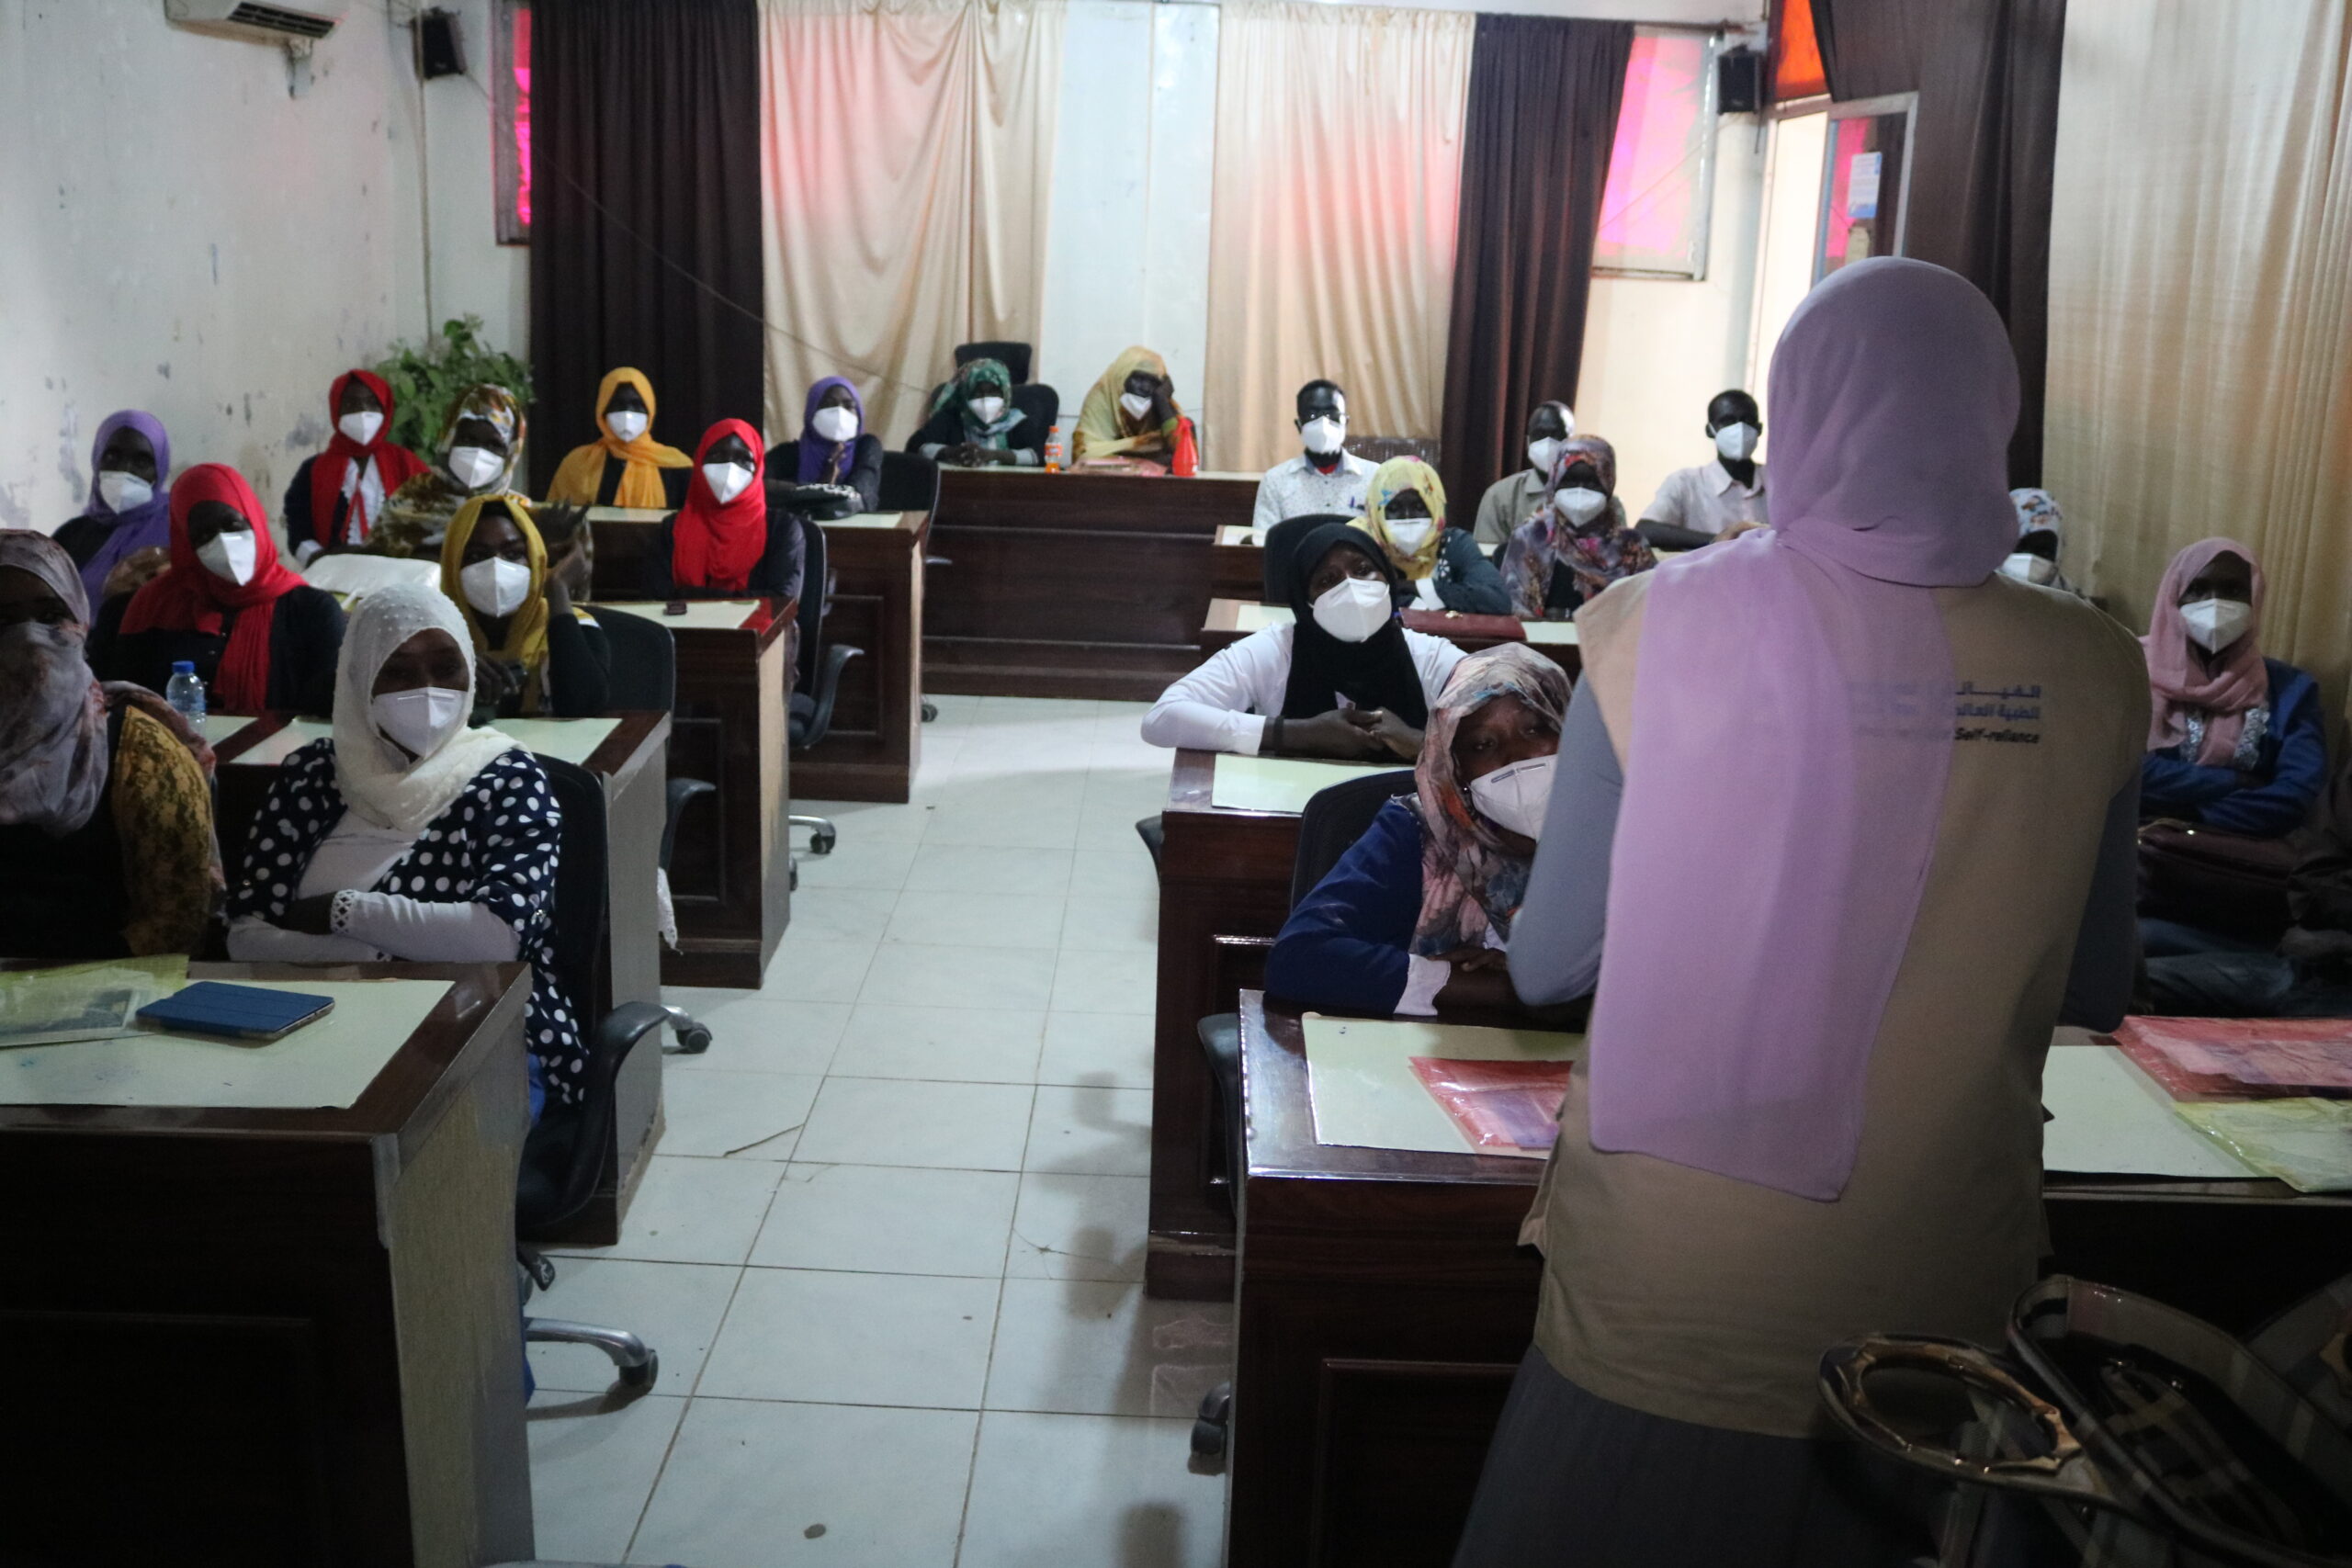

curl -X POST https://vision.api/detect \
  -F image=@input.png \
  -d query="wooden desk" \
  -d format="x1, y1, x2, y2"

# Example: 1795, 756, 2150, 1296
1211, 524, 1265, 602
797, 511, 930, 803
593, 600, 797, 988
212, 712, 671, 1246
924, 468, 1260, 700
0, 961, 536, 1566
1228, 993, 2352, 1568
1201, 598, 1582, 680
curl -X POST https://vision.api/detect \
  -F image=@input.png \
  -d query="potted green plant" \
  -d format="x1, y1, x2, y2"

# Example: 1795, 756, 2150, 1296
372, 316, 534, 457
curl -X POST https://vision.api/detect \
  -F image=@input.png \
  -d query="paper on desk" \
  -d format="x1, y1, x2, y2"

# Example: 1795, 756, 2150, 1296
493, 716, 621, 765
585, 506, 672, 524
2040, 1044, 2260, 1179
2174, 1100, 2352, 1193
820, 511, 906, 530
0, 955, 189, 1048
0, 977, 453, 1109
199, 713, 254, 748
1521, 620, 1580, 645
1210, 754, 1406, 815
1305, 1013, 1582, 1156
299, 553, 437, 607
232, 718, 337, 767
1232, 603, 1295, 632
590, 600, 762, 633
1216, 525, 1257, 547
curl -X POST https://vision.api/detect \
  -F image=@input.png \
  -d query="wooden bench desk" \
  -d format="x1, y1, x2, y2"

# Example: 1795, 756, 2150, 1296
1228, 992, 2352, 1568
923, 467, 1259, 700
0, 961, 537, 1566
1211, 523, 1264, 601
209, 710, 673, 1246
1200, 598, 1582, 680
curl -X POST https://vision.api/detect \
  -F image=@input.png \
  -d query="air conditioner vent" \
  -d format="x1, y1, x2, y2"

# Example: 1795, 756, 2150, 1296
228, 2, 334, 37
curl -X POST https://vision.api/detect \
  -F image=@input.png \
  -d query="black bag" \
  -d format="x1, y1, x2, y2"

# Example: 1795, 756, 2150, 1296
2140, 822, 2300, 943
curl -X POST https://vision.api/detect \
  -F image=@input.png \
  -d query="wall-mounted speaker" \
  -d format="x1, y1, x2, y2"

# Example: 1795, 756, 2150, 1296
415, 7, 465, 79
1718, 48, 1764, 115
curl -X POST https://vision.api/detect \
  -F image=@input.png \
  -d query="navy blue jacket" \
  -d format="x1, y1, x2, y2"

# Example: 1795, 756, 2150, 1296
1266, 797, 1425, 1015
1388, 530, 1512, 616
2142, 658, 2326, 838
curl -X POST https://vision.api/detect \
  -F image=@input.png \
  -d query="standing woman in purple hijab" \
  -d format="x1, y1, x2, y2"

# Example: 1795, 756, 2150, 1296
763, 376, 883, 515
53, 411, 175, 609
1452, 260, 2150, 1566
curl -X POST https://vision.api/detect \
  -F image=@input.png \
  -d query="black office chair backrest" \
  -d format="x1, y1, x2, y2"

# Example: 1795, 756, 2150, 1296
1290, 769, 1417, 910
877, 450, 941, 514
956, 340, 1033, 385
539, 756, 608, 1032
594, 608, 677, 713
796, 511, 831, 694
1012, 382, 1059, 444
1262, 513, 1362, 606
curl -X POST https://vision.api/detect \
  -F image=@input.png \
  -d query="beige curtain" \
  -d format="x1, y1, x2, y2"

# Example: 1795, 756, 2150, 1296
759, 0, 1064, 448
1205, 2, 1474, 476
2046, 0, 2352, 715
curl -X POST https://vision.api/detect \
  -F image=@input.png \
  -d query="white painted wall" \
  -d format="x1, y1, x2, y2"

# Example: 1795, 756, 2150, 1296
1036, 0, 1220, 449
0, 0, 514, 535
1573, 113, 1769, 518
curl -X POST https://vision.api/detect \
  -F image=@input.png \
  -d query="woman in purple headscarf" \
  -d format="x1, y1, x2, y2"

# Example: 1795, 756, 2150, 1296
52, 411, 175, 608
1451, 260, 2151, 1566
762, 377, 883, 515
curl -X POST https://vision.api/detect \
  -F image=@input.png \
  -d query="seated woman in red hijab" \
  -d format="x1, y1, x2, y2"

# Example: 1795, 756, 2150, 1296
88, 463, 345, 716
283, 369, 429, 563
642, 419, 807, 604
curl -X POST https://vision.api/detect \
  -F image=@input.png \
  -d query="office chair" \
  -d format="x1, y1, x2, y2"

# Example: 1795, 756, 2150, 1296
1011, 381, 1060, 447
954, 339, 1033, 385
594, 609, 716, 1055
1349, 434, 1443, 467
1261, 513, 1360, 605
1189, 767, 1413, 1461
518, 757, 671, 1391
787, 513, 864, 859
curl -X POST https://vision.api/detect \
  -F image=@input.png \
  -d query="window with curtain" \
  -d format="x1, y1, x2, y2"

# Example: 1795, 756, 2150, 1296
1593, 30, 1716, 280
492, 0, 530, 244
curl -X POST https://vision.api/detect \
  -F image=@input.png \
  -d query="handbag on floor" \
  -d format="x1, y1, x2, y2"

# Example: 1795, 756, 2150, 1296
2140, 823, 2300, 943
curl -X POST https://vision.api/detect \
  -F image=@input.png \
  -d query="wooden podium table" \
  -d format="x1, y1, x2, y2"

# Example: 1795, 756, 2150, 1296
797, 510, 930, 803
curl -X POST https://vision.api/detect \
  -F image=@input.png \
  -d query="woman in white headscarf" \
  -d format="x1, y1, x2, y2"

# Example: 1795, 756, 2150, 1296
223, 582, 584, 1119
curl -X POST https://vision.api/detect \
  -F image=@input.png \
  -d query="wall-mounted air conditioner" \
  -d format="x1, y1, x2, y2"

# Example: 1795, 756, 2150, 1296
163, 0, 343, 45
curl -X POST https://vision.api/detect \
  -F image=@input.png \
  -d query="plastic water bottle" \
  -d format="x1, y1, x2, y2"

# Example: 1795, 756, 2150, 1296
164, 660, 206, 724
1044, 422, 1065, 473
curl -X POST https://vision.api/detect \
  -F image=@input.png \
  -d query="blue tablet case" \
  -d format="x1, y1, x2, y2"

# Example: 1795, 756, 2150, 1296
137, 982, 336, 1041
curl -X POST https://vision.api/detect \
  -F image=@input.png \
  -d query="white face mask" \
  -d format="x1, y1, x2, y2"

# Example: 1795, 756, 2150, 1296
1119, 391, 1156, 422
1999, 551, 2058, 586
810, 405, 859, 444
372, 685, 469, 762
702, 461, 756, 504
1713, 422, 1760, 463
1468, 753, 1556, 840
1301, 417, 1345, 457
448, 446, 505, 489
605, 410, 650, 444
967, 396, 1008, 424
1558, 488, 1608, 527
197, 529, 257, 587
338, 411, 385, 446
460, 555, 534, 618
1385, 519, 1435, 557
2180, 597, 2254, 654
1310, 575, 1394, 644
1526, 437, 1565, 478
96, 470, 153, 513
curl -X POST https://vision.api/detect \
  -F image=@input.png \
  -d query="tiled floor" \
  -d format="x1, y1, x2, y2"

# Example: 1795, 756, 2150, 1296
526, 695, 1232, 1567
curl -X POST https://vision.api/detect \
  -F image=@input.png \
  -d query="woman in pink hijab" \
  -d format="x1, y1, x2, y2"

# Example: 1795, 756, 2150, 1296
1453, 260, 2152, 1565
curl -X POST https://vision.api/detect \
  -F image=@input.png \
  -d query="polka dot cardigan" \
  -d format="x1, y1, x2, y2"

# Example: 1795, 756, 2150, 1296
227, 739, 589, 1104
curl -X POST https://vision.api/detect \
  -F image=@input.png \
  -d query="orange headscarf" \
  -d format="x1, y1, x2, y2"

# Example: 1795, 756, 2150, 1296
546, 367, 692, 509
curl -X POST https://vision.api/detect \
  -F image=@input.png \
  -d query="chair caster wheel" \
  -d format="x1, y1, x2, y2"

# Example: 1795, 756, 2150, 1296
618, 1353, 658, 1390
1191, 1379, 1231, 1458
922, 701, 939, 723
811, 829, 838, 856
1192, 1416, 1227, 1459
526, 1253, 557, 1292
673, 1024, 713, 1055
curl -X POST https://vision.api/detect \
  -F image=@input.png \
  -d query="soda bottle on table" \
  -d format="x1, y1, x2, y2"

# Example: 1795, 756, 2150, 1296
1044, 423, 1064, 473
164, 660, 207, 724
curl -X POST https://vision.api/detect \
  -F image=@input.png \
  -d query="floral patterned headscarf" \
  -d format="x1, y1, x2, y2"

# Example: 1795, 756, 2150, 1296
1503, 435, 1654, 615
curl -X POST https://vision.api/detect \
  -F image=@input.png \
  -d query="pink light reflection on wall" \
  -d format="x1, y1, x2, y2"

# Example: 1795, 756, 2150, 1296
514, 6, 532, 228
1595, 33, 1704, 259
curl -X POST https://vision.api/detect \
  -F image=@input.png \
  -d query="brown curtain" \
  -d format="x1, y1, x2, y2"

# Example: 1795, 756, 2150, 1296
1439, 15, 1632, 508
528, 0, 765, 493
1813, 0, 2066, 485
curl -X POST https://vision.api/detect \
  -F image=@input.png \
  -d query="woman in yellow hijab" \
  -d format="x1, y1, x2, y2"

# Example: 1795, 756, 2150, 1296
1352, 457, 1511, 615
546, 367, 694, 509
1071, 346, 1196, 469
439, 494, 610, 716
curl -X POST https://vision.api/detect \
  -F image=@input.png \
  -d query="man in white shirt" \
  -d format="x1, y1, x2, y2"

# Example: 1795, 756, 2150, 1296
1637, 389, 1770, 550
1250, 380, 1377, 541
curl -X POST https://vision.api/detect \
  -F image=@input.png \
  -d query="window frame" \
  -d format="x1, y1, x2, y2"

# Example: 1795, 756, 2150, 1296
1590, 27, 1722, 285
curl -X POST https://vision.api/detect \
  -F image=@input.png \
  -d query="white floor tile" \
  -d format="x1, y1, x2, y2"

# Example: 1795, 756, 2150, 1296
1024, 1083, 1152, 1177
654, 1070, 821, 1161
958, 1413, 1225, 1568
1037, 1011, 1154, 1089
699, 1267, 1000, 1406
1057, 894, 1158, 952
885, 889, 1067, 950
829, 1004, 1045, 1084
788, 834, 921, 891
923, 804, 1084, 851
904, 841, 1075, 897
1003, 1173, 1148, 1283
1075, 797, 1158, 852
526, 1258, 741, 1398
1071, 847, 1162, 903
752, 1163, 1021, 1278
985, 1279, 1234, 1418
1050, 946, 1159, 1015
778, 886, 899, 943
790, 796, 936, 844
628, 1399, 977, 1568
548, 1154, 785, 1266
526, 1391, 686, 1564
761, 938, 878, 1002
662, 994, 847, 1077
795, 1077, 1036, 1171
857, 942, 1059, 1011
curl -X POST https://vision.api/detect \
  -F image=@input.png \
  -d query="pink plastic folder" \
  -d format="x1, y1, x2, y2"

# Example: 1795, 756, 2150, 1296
1408, 1057, 1574, 1156
2112, 1016, 2352, 1100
